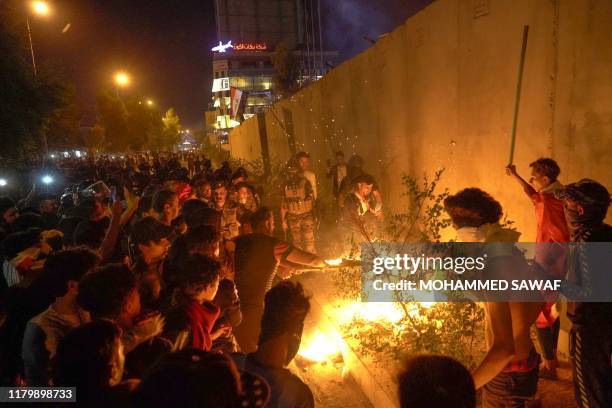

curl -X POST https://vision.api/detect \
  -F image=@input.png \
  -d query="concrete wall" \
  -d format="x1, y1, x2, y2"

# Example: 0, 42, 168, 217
230, 0, 612, 240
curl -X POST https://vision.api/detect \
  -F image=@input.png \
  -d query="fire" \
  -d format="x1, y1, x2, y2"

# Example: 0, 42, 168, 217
298, 330, 343, 363
327, 301, 437, 325
325, 258, 343, 266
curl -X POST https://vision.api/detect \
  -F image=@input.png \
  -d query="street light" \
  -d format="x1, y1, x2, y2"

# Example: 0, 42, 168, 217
31, 1, 50, 16
113, 71, 130, 97
27, 1, 51, 159
146, 99, 154, 106
0, 178, 7, 187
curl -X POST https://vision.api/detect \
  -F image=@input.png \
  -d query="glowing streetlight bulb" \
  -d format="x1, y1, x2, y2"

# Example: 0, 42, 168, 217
31, 1, 50, 16
0, 179, 7, 187
146, 99, 153, 106
114, 72, 130, 87
41, 175, 54, 185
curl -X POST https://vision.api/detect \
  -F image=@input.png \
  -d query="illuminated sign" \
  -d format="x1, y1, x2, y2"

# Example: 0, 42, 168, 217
211, 41, 268, 53
212, 77, 230, 93
211, 40, 233, 53
234, 42, 268, 51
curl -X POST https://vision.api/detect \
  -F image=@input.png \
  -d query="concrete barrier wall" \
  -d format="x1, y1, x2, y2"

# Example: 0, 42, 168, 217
229, 0, 612, 240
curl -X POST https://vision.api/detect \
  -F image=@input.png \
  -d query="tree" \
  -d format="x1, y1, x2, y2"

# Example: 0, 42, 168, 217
95, 91, 128, 151
157, 108, 181, 151
79, 124, 105, 153
0, 1, 78, 162
125, 100, 163, 151
45, 84, 80, 151
271, 41, 301, 98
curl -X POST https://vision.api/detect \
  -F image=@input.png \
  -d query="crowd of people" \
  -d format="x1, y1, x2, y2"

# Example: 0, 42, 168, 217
0, 150, 609, 408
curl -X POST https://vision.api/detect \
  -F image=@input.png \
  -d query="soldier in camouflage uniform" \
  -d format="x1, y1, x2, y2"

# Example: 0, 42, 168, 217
281, 159, 316, 254
211, 180, 239, 240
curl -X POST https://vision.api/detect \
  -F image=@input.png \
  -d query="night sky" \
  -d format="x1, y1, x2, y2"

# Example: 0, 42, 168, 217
33, 0, 432, 128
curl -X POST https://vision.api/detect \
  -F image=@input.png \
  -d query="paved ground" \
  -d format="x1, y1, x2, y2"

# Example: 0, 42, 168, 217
537, 362, 579, 408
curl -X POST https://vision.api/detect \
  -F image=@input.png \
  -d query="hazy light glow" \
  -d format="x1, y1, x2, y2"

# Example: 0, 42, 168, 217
146, 99, 153, 106
298, 330, 342, 363
0, 179, 7, 187
114, 72, 130, 87
31, 1, 50, 16
41, 175, 54, 185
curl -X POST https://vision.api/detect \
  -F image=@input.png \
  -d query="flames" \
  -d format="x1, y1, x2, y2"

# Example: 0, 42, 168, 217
298, 301, 437, 365
327, 300, 435, 325
325, 258, 343, 266
298, 329, 343, 363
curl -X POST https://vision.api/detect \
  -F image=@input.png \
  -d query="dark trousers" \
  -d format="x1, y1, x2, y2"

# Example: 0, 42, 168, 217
536, 318, 560, 360
482, 365, 539, 407
570, 325, 612, 408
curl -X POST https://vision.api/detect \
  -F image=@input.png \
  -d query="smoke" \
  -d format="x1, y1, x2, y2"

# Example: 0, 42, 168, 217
322, 0, 433, 61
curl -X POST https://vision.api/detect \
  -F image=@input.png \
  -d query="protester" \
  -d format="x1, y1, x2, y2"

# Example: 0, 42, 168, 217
444, 188, 543, 406
236, 281, 314, 408
134, 350, 243, 408
21, 248, 98, 385
235, 181, 260, 234
555, 179, 612, 408
398, 355, 476, 408
296, 151, 317, 201
77, 264, 163, 353
0, 197, 19, 237
163, 224, 240, 352
506, 158, 569, 379
129, 217, 173, 311
326, 151, 348, 200
53, 319, 138, 406
340, 173, 383, 247
36, 193, 60, 230
192, 178, 213, 207
233, 207, 326, 353
162, 253, 228, 351
152, 190, 180, 227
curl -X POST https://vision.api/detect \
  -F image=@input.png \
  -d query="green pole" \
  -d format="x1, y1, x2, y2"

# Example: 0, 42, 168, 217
508, 25, 530, 165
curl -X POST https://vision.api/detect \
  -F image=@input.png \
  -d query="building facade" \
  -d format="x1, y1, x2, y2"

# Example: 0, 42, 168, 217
206, 0, 335, 146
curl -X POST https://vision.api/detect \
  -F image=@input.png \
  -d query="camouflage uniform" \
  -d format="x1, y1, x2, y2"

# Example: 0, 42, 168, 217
283, 175, 316, 254
218, 203, 239, 240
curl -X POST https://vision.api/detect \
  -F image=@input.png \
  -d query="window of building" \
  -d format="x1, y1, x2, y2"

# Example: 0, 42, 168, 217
240, 61, 258, 69
230, 77, 253, 89
253, 76, 273, 90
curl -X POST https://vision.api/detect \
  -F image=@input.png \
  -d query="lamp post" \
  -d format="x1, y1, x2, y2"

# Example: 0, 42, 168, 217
27, 1, 51, 78
27, 1, 51, 159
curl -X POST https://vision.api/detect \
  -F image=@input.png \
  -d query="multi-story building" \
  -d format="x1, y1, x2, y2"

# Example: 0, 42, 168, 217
206, 0, 336, 146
